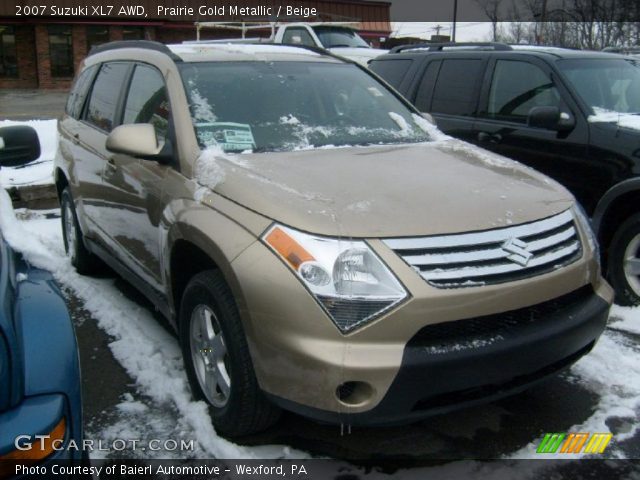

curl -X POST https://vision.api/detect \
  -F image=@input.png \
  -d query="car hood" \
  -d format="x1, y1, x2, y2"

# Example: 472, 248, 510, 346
200, 141, 574, 238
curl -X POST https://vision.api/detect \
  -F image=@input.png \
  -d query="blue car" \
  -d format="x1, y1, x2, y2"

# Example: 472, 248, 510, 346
0, 126, 83, 473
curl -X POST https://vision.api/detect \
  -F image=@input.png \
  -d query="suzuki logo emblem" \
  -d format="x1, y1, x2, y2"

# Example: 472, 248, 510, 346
502, 238, 534, 267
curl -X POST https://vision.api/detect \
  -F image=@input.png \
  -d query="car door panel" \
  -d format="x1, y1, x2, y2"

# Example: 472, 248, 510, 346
473, 56, 593, 207
413, 57, 487, 144
99, 63, 173, 289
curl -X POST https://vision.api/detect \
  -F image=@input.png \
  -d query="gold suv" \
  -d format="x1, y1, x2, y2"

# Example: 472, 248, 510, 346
54, 41, 613, 436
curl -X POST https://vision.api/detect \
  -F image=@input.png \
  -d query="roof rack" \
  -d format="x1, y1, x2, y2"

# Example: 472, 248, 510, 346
88, 40, 183, 62
390, 42, 513, 54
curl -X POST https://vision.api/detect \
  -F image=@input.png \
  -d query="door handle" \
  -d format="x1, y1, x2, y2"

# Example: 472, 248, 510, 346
477, 132, 502, 143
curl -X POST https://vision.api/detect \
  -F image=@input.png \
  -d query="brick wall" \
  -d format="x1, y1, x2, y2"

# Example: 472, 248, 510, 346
0, 25, 38, 89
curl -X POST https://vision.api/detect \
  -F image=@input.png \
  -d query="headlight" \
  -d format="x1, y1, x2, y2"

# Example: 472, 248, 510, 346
573, 204, 600, 270
263, 224, 408, 333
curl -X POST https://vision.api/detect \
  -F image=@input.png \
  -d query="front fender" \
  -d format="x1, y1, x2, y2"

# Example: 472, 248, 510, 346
13, 264, 83, 448
162, 195, 271, 322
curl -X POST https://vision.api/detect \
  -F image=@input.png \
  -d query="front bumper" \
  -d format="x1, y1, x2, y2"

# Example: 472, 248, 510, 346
267, 285, 609, 425
232, 222, 612, 421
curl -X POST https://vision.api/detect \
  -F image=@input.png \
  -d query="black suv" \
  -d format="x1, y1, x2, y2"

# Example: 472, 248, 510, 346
370, 43, 640, 305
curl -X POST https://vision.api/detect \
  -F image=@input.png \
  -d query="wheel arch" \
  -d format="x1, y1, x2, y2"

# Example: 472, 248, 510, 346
165, 217, 257, 330
592, 178, 640, 270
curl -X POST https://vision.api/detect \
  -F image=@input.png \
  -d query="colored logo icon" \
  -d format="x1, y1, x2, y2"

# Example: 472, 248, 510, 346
537, 432, 613, 454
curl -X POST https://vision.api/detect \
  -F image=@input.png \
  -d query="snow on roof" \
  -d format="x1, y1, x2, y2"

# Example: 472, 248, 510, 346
168, 43, 322, 61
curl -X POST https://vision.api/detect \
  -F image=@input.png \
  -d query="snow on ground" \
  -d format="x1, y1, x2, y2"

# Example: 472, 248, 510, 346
588, 107, 640, 131
0, 189, 306, 460
3, 194, 640, 469
0, 119, 57, 187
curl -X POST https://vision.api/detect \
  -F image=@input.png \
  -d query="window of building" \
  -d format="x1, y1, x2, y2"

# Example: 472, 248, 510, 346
85, 62, 130, 132
430, 59, 483, 116
487, 60, 561, 122
48, 25, 74, 77
122, 26, 144, 41
87, 26, 109, 51
0, 25, 18, 77
123, 64, 170, 141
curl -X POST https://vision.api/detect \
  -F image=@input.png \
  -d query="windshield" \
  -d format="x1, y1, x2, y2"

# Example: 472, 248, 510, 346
179, 61, 431, 153
557, 58, 640, 114
312, 27, 370, 48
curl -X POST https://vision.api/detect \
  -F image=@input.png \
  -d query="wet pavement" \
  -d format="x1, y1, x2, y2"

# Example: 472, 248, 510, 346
0, 89, 68, 120
63, 266, 640, 464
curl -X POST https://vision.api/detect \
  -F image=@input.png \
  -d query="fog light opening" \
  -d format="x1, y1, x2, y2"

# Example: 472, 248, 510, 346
336, 381, 374, 406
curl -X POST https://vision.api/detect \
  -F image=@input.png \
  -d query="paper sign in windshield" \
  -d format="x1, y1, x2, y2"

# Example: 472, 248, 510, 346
196, 122, 256, 151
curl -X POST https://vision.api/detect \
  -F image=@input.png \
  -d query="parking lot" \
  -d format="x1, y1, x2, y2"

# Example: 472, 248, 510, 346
3, 87, 640, 478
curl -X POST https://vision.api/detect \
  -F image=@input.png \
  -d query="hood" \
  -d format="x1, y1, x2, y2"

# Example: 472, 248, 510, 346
327, 47, 386, 65
201, 141, 574, 238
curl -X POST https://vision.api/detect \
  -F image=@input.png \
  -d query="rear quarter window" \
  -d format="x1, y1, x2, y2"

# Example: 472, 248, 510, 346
369, 59, 414, 90
65, 64, 98, 119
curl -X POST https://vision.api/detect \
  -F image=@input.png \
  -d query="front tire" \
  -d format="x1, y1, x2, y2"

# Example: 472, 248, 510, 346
179, 270, 281, 436
60, 187, 99, 274
609, 213, 640, 306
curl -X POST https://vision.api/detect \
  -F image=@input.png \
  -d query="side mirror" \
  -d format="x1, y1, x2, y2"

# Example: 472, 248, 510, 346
0, 125, 41, 167
527, 106, 575, 132
106, 124, 162, 159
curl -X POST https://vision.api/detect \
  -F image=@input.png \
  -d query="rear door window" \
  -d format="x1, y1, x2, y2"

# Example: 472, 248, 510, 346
486, 60, 561, 122
414, 60, 441, 112
430, 59, 483, 116
85, 62, 130, 132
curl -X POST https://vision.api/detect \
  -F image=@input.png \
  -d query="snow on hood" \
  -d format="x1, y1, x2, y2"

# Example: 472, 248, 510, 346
193, 137, 573, 238
587, 107, 640, 131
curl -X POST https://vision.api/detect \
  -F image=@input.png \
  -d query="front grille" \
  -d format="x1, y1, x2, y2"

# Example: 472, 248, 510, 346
383, 209, 582, 288
409, 285, 593, 352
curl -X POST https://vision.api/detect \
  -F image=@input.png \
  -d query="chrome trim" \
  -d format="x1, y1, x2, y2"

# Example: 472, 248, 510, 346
384, 210, 582, 288
403, 225, 576, 266
384, 210, 574, 250
424, 243, 580, 281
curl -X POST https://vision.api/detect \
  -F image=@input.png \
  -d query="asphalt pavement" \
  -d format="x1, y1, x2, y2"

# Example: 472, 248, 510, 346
0, 89, 68, 120
62, 262, 640, 464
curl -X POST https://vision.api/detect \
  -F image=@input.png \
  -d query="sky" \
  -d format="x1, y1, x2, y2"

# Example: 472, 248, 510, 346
387, 0, 495, 42
391, 22, 494, 41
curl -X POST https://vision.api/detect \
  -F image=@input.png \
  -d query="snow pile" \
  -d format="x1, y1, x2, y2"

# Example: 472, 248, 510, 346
412, 113, 449, 142
0, 189, 306, 460
507, 305, 640, 460
588, 107, 640, 131
194, 146, 227, 190
0, 119, 58, 187
388, 112, 412, 134
169, 43, 321, 58
189, 87, 217, 123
